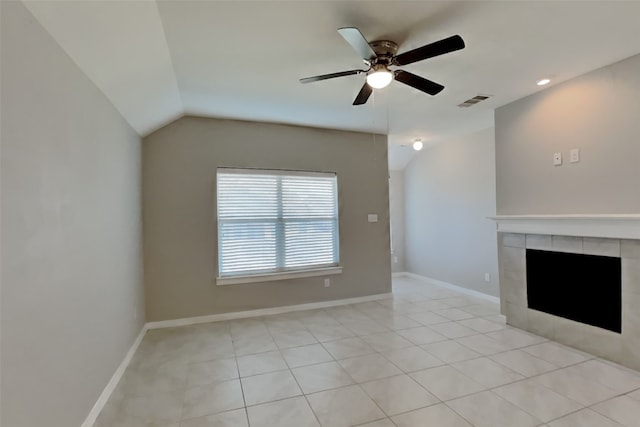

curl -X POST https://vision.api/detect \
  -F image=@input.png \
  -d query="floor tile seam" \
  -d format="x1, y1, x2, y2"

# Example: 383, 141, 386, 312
625, 386, 640, 396
283, 355, 324, 427
317, 336, 378, 358
440, 392, 506, 427
478, 328, 546, 348
178, 407, 246, 425
407, 317, 459, 327
457, 330, 539, 353
289, 356, 358, 372
350, 370, 449, 413
518, 344, 597, 366
267, 325, 314, 336
485, 382, 567, 423
583, 357, 640, 374
486, 348, 563, 375
525, 360, 637, 395
407, 361, 488, 390
282, 353, 341, 372
351, 416, 396, 427
228, 347, 252, 427
483, 378, 589, 422
175, 370, 245, 422
353, 381, 403, 420
374, 348, 433, 375
423, 350, 612, 407
241, 385, 304, 408
302, 329, 356, 343
239, 363, 291, 378
274, 339, 321, 351
416, 342, 483, 363
486, 367, 639, 413
547, 405, 625, 427
386, 399, 484, 425
584, 391, 640, 418
131, 285, 634, 425
447, 360, 527, 390
295, 346, 406, 385
336, 358, 405, 385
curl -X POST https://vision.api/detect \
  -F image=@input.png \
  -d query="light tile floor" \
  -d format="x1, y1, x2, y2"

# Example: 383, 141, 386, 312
95, 276, 640, 427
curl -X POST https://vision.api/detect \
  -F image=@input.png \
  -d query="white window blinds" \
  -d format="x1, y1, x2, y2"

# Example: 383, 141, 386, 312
217, 168, 339, 278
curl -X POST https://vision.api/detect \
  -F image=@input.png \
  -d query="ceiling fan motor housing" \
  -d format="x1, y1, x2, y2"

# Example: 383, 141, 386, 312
367, 40, 399, 66
299, 27, 464, 105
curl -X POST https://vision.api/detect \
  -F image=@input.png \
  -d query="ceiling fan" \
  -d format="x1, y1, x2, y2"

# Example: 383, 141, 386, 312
300, 27, 465, 105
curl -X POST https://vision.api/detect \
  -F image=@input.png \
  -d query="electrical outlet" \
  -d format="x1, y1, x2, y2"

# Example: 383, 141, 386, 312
553, 152, 562, 166
393, 256, 398, 264
324, 278, 330, 288
484, 273, 491, 283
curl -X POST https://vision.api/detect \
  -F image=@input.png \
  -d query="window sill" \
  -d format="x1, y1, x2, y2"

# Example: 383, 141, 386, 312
216, 266, 342, 286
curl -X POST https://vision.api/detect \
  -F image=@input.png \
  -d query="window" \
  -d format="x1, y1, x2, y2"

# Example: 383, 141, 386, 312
216, 168, 340, 284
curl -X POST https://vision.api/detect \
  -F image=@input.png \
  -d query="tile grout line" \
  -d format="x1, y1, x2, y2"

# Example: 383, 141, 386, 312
105, 279, 640, 427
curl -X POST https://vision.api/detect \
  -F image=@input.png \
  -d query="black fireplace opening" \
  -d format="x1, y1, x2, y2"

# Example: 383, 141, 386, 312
526, 249, 621, 333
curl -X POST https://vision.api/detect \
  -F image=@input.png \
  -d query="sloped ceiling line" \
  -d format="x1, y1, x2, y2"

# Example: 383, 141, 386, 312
20, 0, 640, 170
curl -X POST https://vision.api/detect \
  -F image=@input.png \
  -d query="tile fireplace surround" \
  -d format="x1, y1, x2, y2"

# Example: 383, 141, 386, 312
492, 215, 640, 371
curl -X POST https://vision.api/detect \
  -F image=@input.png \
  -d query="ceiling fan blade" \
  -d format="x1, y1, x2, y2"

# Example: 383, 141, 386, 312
300, 69, 364, 84
338, 27, 377, 61
353, 82, 373, 105
394, 70, 444, 95
393, 35, 465, 66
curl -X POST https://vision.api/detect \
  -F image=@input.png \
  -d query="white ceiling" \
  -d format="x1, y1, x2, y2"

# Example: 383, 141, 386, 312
23, 1, 640, 170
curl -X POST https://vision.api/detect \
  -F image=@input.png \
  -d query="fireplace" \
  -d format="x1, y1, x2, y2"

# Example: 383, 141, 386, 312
491, 214, 640, 371
526, 249, 621, 333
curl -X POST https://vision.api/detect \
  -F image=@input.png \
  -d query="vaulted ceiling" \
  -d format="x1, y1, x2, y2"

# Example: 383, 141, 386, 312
23, 1, 640, 169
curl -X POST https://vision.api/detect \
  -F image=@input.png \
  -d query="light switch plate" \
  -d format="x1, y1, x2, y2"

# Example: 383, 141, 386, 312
368, 214, 378, 223
570, 148, 580, 163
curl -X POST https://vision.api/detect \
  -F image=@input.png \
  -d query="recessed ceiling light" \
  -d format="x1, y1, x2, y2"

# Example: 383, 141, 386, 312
537, 78, 551, 86
412, 139, 423, 151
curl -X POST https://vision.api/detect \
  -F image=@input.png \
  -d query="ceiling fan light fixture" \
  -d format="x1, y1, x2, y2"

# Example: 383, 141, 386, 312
366, 66, 393, 89
413, 139, 424, 151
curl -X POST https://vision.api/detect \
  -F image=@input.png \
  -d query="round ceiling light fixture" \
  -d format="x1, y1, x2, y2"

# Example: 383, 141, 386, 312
412, 139, 424, 151
536, 78, 551, 86
366, 65, 393, 89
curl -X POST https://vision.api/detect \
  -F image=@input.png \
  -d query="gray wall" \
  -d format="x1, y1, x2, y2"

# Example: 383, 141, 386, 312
404, 128, 499, 297
143, 117, 391, 321
496, 53, 640, 214
0, 3, 145, 426
389, 170, 406, 272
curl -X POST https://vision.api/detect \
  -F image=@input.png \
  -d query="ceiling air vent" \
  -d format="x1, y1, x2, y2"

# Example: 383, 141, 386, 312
458, 94, 492, 108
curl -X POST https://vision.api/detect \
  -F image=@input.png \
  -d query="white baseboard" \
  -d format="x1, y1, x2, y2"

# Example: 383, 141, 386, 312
394, 272, 500, 304
146, 292, 393, 330
81, 275, 499, 426
81, 291, 394, 425
80, 292, 393, 425
80, 325, 147, 427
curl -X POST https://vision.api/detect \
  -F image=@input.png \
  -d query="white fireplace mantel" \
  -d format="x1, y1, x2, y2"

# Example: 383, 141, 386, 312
489, 214, 640, 239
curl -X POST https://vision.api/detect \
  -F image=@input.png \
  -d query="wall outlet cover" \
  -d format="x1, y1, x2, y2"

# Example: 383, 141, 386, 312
553, 152, 562, 166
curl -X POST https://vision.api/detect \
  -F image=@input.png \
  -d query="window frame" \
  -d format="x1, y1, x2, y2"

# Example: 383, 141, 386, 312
215, 167, 341, 286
